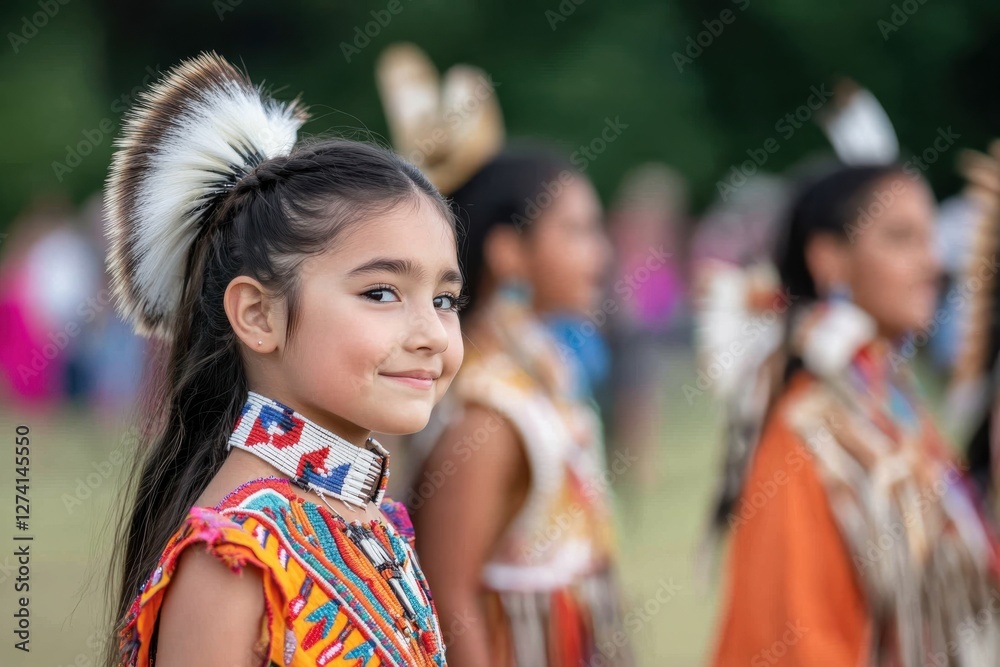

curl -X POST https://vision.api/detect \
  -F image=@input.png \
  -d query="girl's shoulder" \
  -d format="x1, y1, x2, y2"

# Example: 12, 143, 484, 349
119, 477, 444, 667
118, 497, 291, 667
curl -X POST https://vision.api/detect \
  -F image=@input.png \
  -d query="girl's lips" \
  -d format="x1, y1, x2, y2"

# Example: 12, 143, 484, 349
381, 374, 435, 390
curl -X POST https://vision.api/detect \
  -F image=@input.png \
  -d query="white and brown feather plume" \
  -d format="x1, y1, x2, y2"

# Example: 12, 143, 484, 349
104, 51, 309, 339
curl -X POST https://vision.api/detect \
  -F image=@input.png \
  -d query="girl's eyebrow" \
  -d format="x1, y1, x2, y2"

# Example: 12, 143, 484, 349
348, 257, 463, 287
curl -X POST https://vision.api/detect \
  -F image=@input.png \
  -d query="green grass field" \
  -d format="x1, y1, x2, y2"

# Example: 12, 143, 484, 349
0, 348, 737, 666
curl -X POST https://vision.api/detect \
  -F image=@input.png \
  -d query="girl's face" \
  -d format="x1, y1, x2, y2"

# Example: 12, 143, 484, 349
844, 175, 940, 338
266, 196, 464, 443
525, 176, 611, 314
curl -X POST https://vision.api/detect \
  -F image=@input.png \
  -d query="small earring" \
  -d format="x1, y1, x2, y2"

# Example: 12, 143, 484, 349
257, 340, 262, 346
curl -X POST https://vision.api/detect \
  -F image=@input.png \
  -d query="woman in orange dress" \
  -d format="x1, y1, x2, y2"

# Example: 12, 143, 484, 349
710, 164, 1000, 666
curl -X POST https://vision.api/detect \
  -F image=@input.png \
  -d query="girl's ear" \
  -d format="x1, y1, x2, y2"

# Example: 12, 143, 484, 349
224, 276, 283, 353
805, 231, 851, 297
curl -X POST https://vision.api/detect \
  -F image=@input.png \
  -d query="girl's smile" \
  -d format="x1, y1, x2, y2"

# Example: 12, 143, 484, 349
379, 369, 440, 390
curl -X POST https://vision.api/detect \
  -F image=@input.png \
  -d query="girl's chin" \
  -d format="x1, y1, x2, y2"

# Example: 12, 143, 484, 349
368, 412, 432, 437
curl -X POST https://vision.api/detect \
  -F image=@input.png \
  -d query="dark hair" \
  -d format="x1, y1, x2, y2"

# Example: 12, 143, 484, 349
103, 137, 454, 665
776, 162, 909, 301
448, 144, 576, 315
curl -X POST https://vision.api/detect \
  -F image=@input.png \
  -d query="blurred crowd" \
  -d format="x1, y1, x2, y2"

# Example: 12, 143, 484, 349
0, 192, 146, 424
0, 81, 990, 477
7, 49, 1000, 666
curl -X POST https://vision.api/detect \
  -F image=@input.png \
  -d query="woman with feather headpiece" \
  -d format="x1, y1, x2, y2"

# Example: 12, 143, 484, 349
376, 43, 635, 667
702, 83, 1000, 666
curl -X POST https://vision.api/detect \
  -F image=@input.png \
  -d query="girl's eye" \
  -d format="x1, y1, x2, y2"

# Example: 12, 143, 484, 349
362, 285, 400, 303
435, 292, 469, 312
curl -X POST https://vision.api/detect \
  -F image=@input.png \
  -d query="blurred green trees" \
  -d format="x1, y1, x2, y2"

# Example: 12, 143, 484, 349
1, 0, 998, 228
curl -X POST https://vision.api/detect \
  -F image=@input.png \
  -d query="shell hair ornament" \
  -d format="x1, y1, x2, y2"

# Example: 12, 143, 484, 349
103, 51, 310, 339
376, 42, 504, 196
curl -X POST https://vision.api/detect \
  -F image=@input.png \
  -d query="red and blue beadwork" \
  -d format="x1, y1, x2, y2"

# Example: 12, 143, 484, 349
228, 391, 390, 507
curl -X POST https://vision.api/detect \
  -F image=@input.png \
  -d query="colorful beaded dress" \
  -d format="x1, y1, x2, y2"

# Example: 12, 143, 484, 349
118, 391, 447, 667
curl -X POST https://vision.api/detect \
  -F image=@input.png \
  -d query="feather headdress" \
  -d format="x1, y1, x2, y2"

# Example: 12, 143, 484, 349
104, 51, 309, 339
375, 42, 503, 196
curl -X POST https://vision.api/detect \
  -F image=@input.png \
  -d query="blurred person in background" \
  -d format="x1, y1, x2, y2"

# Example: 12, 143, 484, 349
710, 164, 1000, 666
929, 191, 983, 373
690, 174, 789, 268
604, 162, 689, 489
947, 144, 1000, 509
0, 197, 102, 412
409, 144, 634, 667
71, 192, 149, 426
690, 176, 792, 557
0, 193, 149, 426
375, 43, 634, 666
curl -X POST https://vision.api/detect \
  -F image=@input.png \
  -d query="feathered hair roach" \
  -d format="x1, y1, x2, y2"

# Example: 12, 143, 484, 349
104, 51, 309, 339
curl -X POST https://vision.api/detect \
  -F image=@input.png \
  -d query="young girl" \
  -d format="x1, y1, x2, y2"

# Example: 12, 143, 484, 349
710, 164, 1000, 666
102, 52, 463, 667
407, 145, 634, 667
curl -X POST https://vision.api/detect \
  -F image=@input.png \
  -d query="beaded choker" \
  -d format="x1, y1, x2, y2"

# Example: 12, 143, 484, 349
227, 391, 389, 507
